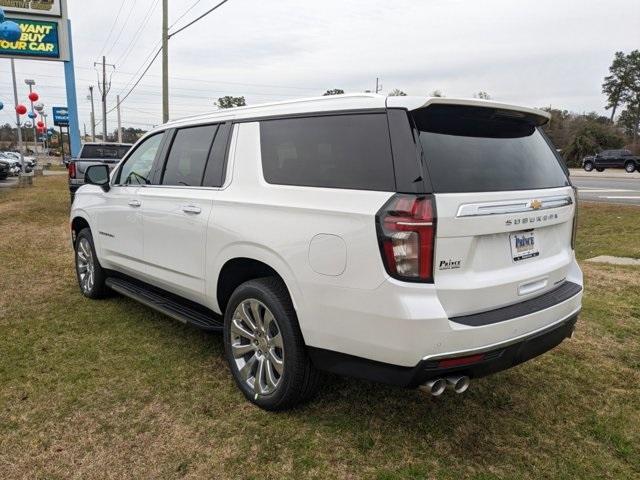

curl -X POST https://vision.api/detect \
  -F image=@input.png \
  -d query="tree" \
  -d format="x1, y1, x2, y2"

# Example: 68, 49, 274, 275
388, 89, 407, 96
618, 50, 640, 145
474, 91, 491, 100
323, 89, 345, 96
429, 90, 444, 97
602, 51, 633, 121
564, 118, 625, 165
215, 96, 246, 109
618, 103, 640, 146
112, 127, 147, 144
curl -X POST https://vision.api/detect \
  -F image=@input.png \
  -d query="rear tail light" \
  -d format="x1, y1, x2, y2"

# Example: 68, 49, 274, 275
376, 194, 437, 282
68, 161, 76, 179
571, 186, 578, 250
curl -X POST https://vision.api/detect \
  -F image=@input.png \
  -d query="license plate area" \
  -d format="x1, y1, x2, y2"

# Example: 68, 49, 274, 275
510, 230, 539, 262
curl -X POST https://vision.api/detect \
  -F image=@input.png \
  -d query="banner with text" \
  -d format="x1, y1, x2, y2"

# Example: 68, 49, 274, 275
0, 17, 59, 58
0, 0, 61, 18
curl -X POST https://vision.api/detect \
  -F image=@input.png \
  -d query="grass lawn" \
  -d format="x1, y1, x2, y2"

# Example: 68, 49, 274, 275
1, 176, 639, 479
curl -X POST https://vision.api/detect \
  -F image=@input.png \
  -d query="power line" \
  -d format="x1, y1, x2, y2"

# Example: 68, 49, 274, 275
169, 0, 231, 38
108, 47, 163, 115
169, 0, 205, 29
96, 0, 127, 60
115, 0, 161, 67
104, 3, 137, 59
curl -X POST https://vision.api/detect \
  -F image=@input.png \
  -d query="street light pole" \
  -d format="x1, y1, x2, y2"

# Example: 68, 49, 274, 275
10, 59, 25, 173
25, 79, 37, 155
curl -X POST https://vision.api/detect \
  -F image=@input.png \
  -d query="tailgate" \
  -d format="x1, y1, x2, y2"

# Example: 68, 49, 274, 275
433, 187, 575, 317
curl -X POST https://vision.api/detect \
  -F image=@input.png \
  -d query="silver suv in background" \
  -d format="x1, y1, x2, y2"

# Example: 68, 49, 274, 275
68, 142, 132, 200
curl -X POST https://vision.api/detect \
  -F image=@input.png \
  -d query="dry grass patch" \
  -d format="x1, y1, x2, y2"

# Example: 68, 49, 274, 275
0, 177, 639, 479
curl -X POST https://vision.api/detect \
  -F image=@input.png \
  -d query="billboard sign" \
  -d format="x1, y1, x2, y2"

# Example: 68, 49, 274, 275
52, 106, 68, 126
0, 17, 59, 58
0, 0, 61, 18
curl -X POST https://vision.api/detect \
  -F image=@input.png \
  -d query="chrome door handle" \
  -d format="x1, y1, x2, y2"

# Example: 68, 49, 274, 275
182, 204, 201, 214
128, 199, 141, 208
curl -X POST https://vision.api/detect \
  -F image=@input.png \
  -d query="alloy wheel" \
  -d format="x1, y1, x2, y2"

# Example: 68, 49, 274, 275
76, 238, 95, 294
230, 299, 285, 395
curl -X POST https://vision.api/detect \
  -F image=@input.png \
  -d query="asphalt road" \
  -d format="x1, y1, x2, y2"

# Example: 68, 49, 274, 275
571, 171, 640, 206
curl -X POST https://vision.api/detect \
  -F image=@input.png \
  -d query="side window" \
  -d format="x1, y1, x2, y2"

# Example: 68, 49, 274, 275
260, 114, 395, 191
202, 123, 232, 187
162, 124, 217, 186
117, 133, 164, 185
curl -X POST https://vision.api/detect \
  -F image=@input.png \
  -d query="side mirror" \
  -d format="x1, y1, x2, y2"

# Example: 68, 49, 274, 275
85, 164, 110, 192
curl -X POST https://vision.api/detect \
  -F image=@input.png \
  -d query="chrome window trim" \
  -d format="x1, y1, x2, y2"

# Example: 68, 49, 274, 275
456, 194, 573, 218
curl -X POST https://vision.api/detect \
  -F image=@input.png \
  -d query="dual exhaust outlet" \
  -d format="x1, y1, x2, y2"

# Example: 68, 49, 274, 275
420, 375, 470, 396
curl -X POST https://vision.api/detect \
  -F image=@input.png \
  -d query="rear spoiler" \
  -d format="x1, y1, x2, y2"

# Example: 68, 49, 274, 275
386, 96, 551, 126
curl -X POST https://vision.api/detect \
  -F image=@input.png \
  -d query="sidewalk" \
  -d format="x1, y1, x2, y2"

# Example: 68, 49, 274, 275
569, 168, 640, 179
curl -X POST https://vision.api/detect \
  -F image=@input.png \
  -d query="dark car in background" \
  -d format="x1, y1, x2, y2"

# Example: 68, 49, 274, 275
582, 149, 639, 173
0, 158, 10, 180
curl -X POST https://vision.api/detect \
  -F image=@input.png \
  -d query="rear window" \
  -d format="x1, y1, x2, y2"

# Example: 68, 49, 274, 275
80, 145, 131, 160
412, 105, 569, 193
260, 114, 395, 191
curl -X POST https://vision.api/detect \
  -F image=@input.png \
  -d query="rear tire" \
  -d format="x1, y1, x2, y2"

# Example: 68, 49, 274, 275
223, 277, 321, 411
583, 161, 594, 172
596, 167, 605, 172
625, 162, 636, 173
74, 228, 109, 299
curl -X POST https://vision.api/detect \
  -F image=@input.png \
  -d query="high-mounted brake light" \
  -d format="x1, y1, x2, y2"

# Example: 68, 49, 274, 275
68, 161, 76, 179
376, 194, 437, 282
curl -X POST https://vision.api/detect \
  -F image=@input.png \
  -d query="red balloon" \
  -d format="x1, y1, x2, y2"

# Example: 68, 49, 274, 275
16, 104, 27, 115
28, 92, 39, 102
37, 121, 45, 128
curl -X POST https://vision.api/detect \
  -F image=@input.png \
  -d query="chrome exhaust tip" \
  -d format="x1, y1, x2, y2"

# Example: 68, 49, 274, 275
446, 375, 470, 394
419, 378, 447, 396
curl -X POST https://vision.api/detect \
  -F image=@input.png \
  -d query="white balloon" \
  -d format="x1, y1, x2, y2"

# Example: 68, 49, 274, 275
34, 102, 45, 112
24, 121, 32, 128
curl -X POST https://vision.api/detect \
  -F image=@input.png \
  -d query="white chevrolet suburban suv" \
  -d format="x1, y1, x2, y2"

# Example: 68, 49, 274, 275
70, 94, 582, 410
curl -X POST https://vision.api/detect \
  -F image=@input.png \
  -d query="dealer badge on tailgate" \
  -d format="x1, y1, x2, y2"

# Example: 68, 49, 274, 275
510, 231, 539, 262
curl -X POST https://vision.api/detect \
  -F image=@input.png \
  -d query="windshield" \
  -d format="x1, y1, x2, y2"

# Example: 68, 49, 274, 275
412, 105, 569, 193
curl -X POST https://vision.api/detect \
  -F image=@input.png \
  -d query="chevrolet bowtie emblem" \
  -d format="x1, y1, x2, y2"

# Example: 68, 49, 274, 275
530, 199, 542, 210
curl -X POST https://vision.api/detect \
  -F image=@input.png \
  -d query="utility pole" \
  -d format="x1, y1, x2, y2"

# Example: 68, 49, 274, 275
88, 85, 96, 142
116, 95, 123, 143
375, 77, 382, 94
94, 56, 115, 141
162, 0, 169, 122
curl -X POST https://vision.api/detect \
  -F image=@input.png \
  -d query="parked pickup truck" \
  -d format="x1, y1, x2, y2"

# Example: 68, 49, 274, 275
582, 149, 639, 173
68, 142, 132, 200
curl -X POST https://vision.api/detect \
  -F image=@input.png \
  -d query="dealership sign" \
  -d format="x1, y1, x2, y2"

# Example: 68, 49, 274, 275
0, 0, 61, 17
0, 17, 59, 58
52, 106, 68, 126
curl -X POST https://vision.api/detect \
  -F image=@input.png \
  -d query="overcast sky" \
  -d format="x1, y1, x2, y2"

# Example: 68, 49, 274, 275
1, 0, 639, 131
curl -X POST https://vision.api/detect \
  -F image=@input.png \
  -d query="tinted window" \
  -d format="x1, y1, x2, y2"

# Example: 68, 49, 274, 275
81, 145, 131, 160
117, 134, 164, 185
260, 114, 395, 191
202, 123, 231, 187
162, 125, 217, 186
412, 105, 569, 193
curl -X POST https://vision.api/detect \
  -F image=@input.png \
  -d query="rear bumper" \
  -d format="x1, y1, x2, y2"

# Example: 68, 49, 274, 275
309, 311, 578, 388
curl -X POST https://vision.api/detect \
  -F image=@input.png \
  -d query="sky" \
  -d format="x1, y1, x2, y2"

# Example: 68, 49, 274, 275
1, 0, 639, 132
